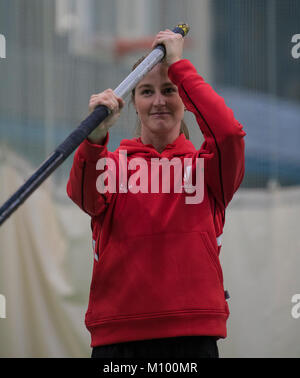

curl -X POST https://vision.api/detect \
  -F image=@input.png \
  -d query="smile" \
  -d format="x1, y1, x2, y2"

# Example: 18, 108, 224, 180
150, 112, 171, 116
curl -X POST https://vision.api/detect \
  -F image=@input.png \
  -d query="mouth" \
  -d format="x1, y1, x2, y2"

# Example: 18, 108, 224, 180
149, 112, 171, 116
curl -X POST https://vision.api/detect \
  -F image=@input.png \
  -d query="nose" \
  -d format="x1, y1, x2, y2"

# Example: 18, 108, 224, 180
153, 92, 166, 106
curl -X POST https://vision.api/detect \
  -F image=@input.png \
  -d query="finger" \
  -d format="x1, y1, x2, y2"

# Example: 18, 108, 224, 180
152, 30, 168, 47
108, 98, 119, 112
104, 88, 113, 94
151, 37, 160, 49
101, 95, 117, 108
152, 36, 167, 49
105, 90, 121, 104
152, 37, 166, 49
117, 98, 125, 109
90, 99, 114, 112
89, 99, 98, 108
90, 91, 121, 111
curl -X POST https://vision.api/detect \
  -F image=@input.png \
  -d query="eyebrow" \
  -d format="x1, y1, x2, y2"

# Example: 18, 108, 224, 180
136, 82, 175, 90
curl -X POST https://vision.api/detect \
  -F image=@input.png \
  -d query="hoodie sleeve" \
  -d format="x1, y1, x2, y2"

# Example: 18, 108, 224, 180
168, 59, 246, 210
66, 134, 112, 217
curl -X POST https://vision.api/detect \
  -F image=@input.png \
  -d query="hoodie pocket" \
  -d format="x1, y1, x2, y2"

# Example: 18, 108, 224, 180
85, 230, 227, 322
200, 232, 224, 286
91, 220, 104, 262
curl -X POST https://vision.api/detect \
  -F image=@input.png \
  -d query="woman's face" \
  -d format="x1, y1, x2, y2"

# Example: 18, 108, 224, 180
133, 63, 184, 138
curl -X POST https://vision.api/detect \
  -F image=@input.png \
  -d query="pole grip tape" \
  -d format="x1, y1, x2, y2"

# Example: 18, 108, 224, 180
56, 105, 110, 157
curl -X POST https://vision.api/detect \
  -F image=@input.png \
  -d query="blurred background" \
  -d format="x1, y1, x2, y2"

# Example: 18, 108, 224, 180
0, 0, 299, 357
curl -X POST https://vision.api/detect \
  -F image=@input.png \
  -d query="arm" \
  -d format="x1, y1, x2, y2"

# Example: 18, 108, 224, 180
67, 89, 124, 217
168, 59, 246, 210
66, 134, 112, 217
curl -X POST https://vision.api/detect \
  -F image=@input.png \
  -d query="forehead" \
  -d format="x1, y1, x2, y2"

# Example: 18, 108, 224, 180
136, 63, 172, 88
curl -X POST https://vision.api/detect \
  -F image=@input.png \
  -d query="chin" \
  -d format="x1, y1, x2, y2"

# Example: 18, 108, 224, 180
150, 121, 173, 134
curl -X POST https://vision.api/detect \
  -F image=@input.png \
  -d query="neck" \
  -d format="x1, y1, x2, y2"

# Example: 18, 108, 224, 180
140, 128, 181, 154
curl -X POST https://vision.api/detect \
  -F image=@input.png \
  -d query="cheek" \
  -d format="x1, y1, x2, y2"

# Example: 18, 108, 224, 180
134, 99, 149, 117
173, 99, 185, 119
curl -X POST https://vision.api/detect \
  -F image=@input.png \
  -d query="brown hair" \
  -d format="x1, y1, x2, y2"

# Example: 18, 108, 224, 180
131, 56, 189, 140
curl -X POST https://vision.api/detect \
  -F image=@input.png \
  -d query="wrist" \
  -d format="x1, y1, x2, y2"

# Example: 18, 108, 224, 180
87, 126, 108, 145
168, 57, 181, 66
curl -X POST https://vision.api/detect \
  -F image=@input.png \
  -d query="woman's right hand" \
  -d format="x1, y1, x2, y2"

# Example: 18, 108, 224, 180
88, 89, 124, 144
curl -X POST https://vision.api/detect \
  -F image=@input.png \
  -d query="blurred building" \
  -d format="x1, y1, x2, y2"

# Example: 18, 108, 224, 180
1, 0, 299, 189
1, 0, 299, 190
212, 0, 300, 187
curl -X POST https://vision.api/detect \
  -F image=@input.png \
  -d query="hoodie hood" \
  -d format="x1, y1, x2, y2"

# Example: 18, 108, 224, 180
116, 133, 196, 159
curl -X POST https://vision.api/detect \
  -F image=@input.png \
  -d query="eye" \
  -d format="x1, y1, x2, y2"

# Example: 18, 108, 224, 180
140, 89, 153, 96
163, 87, 177, 95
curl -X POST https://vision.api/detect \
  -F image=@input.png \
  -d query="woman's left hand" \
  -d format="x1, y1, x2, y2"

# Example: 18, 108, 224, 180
151, 29, 184, 66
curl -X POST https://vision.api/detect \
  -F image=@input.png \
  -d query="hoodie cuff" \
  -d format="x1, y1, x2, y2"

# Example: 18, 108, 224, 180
168, 59, 204, 86
77, 133, 109, 162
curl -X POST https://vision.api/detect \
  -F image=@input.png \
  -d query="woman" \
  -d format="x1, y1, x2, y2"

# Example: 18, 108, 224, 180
67, 30, 246, 358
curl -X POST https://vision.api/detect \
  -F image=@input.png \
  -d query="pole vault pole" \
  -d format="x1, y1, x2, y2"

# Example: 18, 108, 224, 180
0, 24, 190, 226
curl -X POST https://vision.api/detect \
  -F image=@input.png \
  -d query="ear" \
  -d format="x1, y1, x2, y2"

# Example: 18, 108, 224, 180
132, 96, 137, 114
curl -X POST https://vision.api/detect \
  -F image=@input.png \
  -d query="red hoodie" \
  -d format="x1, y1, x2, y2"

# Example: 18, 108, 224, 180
67, 59, 246, 347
